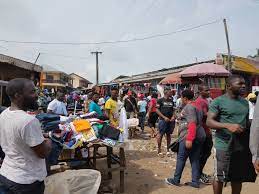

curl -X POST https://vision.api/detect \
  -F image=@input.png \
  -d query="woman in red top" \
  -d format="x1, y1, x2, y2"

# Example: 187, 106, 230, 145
147, 92, 158, 138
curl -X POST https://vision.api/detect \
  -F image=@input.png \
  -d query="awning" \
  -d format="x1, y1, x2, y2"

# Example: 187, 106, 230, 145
159, 73, 182, 84
232, 57, 259, 74
180, 63, 230, 78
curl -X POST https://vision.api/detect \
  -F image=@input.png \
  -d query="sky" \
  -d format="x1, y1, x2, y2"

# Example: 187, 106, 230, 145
0, 0, 259, 83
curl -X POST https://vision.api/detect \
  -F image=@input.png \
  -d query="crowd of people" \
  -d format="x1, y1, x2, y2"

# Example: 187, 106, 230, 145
0, 75, 258, 194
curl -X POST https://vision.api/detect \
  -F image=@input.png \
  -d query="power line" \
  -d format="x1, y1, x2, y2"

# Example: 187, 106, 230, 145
0, 19, 221, 46
40, 52, 90, 60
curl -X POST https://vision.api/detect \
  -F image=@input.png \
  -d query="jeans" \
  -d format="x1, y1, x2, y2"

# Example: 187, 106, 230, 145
173, 139, 203, 184
46, 141, 63, 174
200, 135, 213, 174
138, 112, 146, 131
0, 175, 44, 194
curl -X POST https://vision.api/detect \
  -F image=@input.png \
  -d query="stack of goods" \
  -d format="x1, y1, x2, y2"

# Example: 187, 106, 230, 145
35, 112, 127, 164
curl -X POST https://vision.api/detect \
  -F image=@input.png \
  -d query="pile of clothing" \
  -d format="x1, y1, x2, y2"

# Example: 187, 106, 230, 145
35, 112, 127, 166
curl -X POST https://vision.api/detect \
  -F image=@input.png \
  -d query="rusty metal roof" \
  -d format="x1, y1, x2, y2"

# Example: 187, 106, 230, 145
0, 54, 42, 72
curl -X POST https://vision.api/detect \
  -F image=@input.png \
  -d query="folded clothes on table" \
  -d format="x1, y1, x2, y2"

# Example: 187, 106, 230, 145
36, 113, 60, 122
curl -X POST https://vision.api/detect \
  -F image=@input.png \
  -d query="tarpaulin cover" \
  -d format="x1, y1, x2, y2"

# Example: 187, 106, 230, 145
45, 169, 101, 194
180, 63, 230, 78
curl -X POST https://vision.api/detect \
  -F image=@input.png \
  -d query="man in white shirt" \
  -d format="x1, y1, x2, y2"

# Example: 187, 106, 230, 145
0, 78, 52, 194
47, 91, 68, 116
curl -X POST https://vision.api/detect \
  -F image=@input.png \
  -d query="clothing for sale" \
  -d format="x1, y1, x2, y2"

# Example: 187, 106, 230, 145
36, 113, 61, 132
73, 119, 91, 132
42, 120, 61, 132
36, 113, 60, 122
89, 101, 103, 116
209, 95, 249, 151
0, 108, 46, 184
105, 98, 119, 127
80, 111, 98, 119
47, 99, 68, 116
102, 138, 117, 147
157, 97, 174, 119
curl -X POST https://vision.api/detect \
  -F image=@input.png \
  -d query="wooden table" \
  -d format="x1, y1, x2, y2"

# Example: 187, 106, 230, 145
58, 142, 126, 193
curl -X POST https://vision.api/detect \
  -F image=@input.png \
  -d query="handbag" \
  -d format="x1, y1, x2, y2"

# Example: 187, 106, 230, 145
99, 124, 121, 140
169, 131, 187, 153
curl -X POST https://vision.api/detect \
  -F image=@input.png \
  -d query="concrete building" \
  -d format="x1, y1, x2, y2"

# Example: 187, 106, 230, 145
41, 65, 72, 92
69, 73, 92, 89
0, 54, 42, 106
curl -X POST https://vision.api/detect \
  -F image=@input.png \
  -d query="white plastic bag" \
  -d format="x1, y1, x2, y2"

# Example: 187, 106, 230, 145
119, 107, 128, 141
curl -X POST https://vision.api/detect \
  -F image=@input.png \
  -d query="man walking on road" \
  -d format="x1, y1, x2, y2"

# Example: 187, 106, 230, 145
207, 75, 257, 194
0, 78, 52, 194
156, 89, 175, 156
195, 85, 213, 184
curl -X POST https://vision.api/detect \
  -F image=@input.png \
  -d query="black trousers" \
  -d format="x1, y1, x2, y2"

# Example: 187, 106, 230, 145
200, 135, 213, 174
0, 175, 44, 194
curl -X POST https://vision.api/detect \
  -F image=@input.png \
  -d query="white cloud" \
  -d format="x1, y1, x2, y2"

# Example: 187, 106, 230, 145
0, 0, 258, 83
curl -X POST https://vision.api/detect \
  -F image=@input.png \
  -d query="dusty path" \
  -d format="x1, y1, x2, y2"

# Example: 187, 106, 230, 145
107, 128, 259, 194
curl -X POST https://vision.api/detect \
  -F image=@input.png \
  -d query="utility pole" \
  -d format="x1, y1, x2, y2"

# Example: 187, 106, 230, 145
223, 18, 232, 72
91, 51, 102, 85
31, 52, 41, 81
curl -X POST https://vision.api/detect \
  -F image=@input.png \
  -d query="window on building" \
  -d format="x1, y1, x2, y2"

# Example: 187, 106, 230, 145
46, 74, 54, 81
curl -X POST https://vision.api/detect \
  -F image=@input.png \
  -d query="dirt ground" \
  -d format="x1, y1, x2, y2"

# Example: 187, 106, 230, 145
101, 127, 259, 194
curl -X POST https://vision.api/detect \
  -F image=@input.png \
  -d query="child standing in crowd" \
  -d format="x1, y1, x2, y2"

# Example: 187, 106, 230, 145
137, 93, 147, 133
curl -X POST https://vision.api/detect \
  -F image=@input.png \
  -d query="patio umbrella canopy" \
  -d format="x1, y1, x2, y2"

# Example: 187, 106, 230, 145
160, 73, 182, 84
179, 63, 230, 78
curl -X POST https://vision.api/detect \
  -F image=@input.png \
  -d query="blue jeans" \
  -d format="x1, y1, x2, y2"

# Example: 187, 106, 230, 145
138, 112, 146, 131
173, 139, 202, 184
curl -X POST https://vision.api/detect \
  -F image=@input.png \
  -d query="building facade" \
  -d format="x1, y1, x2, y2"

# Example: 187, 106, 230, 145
0, 54, 42, 106
70, 73, 92, 89
41, 71, 72, 92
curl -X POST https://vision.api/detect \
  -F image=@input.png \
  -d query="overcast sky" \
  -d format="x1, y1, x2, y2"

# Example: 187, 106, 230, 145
0, 0, 259, 83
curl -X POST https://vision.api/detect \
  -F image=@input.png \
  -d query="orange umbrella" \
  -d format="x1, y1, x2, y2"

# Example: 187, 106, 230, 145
160, 73, 182, 84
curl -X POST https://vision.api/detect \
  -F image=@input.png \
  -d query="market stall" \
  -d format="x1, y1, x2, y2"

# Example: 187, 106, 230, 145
179, 62, 230, 98
36, 110, 128, 193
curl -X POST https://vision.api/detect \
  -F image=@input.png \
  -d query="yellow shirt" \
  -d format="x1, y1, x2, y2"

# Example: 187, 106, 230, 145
105, 98, 119, 127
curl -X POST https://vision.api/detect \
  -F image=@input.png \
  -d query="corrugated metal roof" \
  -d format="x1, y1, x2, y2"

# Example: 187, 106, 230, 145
113, 60, 215, 83
0, 54, 42, 72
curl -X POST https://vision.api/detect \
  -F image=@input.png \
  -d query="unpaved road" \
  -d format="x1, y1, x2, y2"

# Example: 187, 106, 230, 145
107, 128, 259, 194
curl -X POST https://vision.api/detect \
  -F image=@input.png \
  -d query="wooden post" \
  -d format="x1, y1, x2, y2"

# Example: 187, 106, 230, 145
119, 147, 126, 193
107, 146, 113, 179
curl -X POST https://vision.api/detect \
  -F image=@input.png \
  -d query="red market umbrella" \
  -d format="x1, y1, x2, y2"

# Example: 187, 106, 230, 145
179, 63, 230, 78
160, 73, 182, 84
